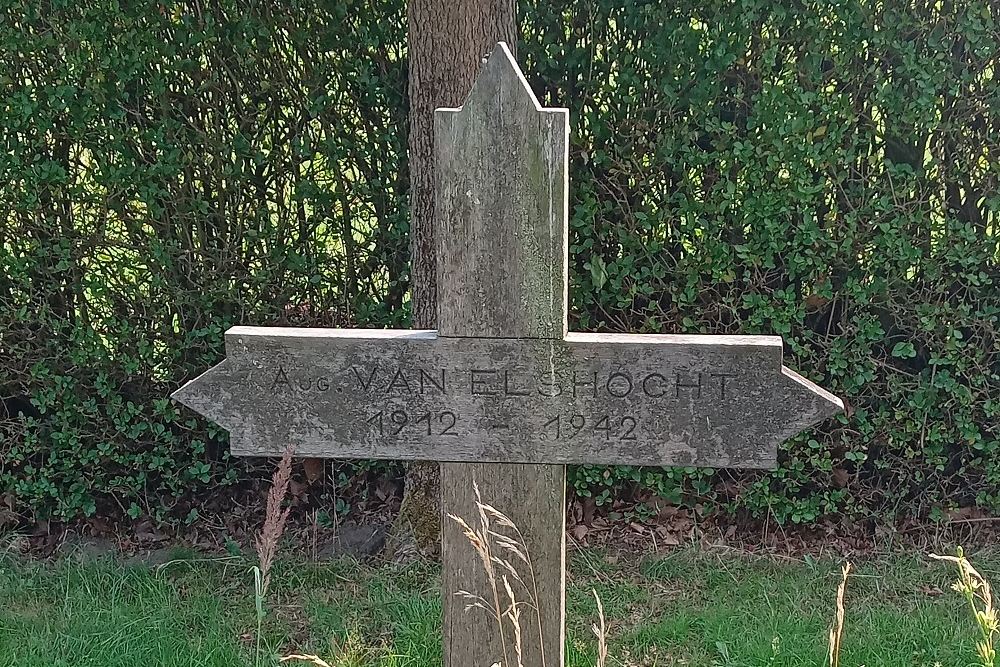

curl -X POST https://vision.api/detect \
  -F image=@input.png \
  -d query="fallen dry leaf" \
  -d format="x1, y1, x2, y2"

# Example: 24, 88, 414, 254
302, 458, 325, 484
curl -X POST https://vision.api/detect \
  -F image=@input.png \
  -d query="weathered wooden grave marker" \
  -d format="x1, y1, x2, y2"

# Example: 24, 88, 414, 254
174, 43, 843, 667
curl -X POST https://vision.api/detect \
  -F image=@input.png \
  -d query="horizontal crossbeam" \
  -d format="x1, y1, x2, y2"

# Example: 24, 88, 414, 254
172, 326, 842, 468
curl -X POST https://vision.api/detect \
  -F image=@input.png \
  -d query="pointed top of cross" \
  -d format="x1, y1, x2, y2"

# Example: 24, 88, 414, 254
442, 42, 551, 115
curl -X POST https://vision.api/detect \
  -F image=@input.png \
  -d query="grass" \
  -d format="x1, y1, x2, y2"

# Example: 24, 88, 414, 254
0, 544, 994, 667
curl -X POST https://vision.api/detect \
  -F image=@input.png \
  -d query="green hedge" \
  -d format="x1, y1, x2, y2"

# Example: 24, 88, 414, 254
2, 0, 997, 524
0, 0, 410, 520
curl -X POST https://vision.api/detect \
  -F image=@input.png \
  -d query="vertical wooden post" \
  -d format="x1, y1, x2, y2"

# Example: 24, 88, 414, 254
401, 0, 517, 558
436, 43, 569, 667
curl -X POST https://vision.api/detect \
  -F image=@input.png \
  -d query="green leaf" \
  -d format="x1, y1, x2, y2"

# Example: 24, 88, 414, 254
589, 255, 608, 291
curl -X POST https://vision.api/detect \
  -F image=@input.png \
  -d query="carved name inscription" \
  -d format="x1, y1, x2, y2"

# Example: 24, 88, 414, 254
173, 327, 842, 468
275, 364, 735, 400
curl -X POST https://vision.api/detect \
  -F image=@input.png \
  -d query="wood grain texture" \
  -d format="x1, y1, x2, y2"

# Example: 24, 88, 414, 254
436, 42, 566, 667
441, 462, 565, 667
170, 327, 844, 467
435, 42, 569, 340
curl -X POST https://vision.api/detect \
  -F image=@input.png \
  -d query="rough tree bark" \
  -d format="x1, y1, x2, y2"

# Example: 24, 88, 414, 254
391, 0, 517, 557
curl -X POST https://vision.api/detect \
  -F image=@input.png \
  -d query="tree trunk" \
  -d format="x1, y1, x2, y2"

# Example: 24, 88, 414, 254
391, 0, 517, 558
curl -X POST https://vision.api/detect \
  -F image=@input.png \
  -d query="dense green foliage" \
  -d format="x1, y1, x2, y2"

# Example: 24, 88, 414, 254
2, 0, 997, 523
1, 0, 409, 520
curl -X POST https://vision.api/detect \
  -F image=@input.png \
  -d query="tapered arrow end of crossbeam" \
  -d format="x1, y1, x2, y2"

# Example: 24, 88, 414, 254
782, 366, 844, 419
171, 360, 237, 431
775, 366, 845, 441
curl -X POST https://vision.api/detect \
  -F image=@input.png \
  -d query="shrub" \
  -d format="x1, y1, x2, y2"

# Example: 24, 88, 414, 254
523, 0, 999, 522
2, 0, 997, 523
0, 0, 408, 520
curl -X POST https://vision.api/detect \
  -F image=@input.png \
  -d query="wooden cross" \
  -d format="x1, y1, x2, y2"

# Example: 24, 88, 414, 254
173, 43, 842, 667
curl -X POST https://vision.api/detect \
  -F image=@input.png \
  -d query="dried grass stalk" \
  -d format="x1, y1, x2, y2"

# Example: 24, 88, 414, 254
828, 562, 851, 667
592, 589, 608, 667
448, 480, 549, 667
256, 444, 294, 600
280, 655, 333, 667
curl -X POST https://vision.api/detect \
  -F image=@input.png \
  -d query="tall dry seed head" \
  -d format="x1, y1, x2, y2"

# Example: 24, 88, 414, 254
256, 444, 294, 598
932, 547, 998, 667
448, 481, 543, 667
